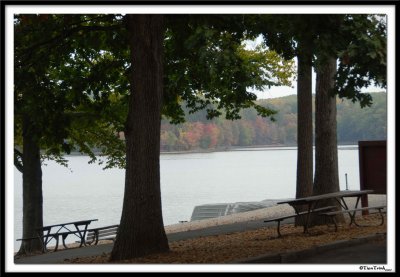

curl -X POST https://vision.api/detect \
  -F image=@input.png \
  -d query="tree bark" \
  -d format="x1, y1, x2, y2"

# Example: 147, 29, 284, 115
311, 57, 344, 225
110, 14, 169, 261
295, 39, 313, 225
17, 116, 43, 255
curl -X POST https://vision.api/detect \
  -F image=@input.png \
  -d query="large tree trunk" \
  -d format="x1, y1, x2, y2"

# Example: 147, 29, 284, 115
295, 39, 313, 225
17, 116, 43, 255
110, 14, 169, 261
311, 57, 344, 225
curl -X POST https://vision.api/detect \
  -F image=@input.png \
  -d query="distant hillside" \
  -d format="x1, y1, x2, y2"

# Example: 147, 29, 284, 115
160, 92, 387, 151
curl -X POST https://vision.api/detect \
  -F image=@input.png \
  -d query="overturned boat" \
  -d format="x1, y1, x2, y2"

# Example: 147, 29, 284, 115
190, 199, 289, 221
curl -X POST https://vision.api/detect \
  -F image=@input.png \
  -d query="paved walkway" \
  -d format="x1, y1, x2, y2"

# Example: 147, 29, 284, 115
14, 218, 387, 265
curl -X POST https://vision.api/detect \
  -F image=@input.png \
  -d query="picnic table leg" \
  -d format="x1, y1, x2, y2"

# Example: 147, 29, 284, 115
79, 236, 84, 247
74, 223, 90, 247
291, 203, 313, 234
350, 196, 367, 226
348, 196, 362, 226
276, 220, 282, 238
94, 230, 99, 245
377, 208, 385, 226
61, 234, 69, 249
75, 231, 85, 248
334, 197, 347, 210
302, 202, 315, 234
290, 205, 302, 230
38, 228, 57, 253
353, 208, 385, 227
337, 196, 358, 227
36, 232, 47, 253
53, 235, 60, 252
331, 216, 338, 232
41, 230, 52, 252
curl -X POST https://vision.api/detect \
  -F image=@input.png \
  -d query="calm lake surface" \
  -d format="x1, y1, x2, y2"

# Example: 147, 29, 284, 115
13, 145, 360, 250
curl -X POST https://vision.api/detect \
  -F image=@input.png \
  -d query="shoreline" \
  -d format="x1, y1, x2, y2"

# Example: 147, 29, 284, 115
65, 143, 359, 156
155, 143, 359, 155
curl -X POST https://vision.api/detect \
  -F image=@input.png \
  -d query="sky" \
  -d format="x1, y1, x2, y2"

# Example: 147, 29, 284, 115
255, 84, 297, 99
254, 71, 385, 100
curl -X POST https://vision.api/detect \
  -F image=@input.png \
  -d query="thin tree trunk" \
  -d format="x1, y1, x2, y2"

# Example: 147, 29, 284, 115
110, 14, 169, 261
295, 39, 313, 225
311, 57, 344, 225
17, 116, 43, 255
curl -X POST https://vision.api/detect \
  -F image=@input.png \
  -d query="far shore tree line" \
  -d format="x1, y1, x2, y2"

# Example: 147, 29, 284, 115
157, 93, 387, 151
58, 92, 387, 152
25, 92, 387, 153
14, 14, 386, 261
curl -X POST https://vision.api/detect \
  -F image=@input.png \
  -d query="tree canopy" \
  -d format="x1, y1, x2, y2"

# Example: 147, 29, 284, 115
14, 14, 296, 169
163, 15, 295, 123
14, 14, 128, 254
334, 15, 386, 107
249, 14, 386, 104
14, 14, 127, 171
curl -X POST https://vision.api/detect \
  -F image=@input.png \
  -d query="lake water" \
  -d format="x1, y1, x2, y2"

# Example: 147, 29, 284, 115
13, 146, 360, 250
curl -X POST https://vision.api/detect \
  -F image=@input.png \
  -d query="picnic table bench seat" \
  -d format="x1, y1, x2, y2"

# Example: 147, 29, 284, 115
264, 205, 338, 237
319, 205, 386, 231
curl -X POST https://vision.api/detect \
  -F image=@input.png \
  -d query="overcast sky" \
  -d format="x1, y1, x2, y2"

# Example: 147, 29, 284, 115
254, 74, 384, 100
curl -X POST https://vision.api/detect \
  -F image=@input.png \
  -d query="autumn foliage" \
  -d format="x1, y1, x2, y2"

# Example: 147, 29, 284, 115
159, 93, 387, 152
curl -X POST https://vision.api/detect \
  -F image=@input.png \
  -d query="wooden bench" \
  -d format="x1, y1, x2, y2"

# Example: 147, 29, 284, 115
264, 206, 338, 237
85, 224, 119, 245
319, 205, 386, 232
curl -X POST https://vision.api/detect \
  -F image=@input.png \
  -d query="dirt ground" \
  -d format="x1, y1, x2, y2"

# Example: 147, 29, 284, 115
62, 214, 386, 264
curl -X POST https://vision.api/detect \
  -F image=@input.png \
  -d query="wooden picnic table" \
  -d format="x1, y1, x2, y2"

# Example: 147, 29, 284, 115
277, 190, 374, 233
36, 219, 98, 252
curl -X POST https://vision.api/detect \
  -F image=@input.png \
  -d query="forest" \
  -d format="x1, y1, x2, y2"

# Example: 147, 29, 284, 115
159, 92, 387, 151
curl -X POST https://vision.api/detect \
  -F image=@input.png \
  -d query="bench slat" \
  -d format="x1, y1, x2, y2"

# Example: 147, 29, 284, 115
99, 234, 117, 240
85, 225, 119, 245
87, 224, 119, 232
97, 232, 117, 237
88, 227, 118, 234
